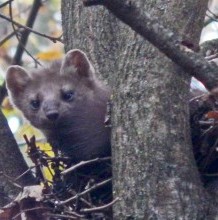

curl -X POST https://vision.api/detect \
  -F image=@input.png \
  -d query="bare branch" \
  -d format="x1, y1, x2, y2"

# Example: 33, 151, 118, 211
0, 0, 13, 9
207, 8, 218, 19
0, 30, 18, 47
62, 211, 85, 218
59, 178, 112, 205
43, 213, 78, 219
14, 166, 37, 182
61, 157, 111, 176
83, 0, 218, 91
0, 11, 63, 44
0, 111, 37, 206
205, 54, 218, 61
205, 7, 218, 26
9, 0, 42, 66
0, 172, 22, 189
81, 197, 120, 213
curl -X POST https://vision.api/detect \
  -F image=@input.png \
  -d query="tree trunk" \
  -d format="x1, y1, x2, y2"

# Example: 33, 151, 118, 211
0, 110, 36, 206
61, 0, 211, 219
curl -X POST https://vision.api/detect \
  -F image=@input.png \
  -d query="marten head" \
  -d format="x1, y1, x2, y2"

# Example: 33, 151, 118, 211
6, 49, 109, 132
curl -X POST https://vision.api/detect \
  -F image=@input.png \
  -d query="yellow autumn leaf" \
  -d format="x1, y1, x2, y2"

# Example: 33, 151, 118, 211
16, 124, 44, 141
1, 97, 13, 110
0, 40, 10, 50
36, 50, 63, 61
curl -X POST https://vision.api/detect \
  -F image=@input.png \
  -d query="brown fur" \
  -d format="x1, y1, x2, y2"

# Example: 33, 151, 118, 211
6, 49, 111, 162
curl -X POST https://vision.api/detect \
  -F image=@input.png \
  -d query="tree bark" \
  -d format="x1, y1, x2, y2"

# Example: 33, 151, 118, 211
0, 110, 36, 206
61, 0, 211, 219
83, 0, 218, 91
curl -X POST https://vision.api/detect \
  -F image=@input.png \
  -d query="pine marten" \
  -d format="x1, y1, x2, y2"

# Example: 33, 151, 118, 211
6, 49, 111, 163
6, 49, 218, 189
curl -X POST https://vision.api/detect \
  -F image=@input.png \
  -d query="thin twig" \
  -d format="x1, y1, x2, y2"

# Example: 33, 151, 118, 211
199, 121, 218, 126
207, 8, 218, 19
0, 12, 63, 43
81, 197, 120, 213
0, 29, 19, 47
14, 166, 36, 181
79, 197, 93, 207
43, 213, 77, 219
189, 94, 207, 103
59, 178, 112, 205
61, 157, 111, 176
23, 135, 50, 188
0, 0, 13, 8
0, 172, 22, 189
60, 209, 85, 218
63, 210, 85, 218
205, 53, 218, 61
9, 0, 42, 66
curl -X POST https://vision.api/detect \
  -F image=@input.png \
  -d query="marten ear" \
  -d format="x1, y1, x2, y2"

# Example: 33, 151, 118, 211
60, 49, 95, 79
6, 65, 31, 95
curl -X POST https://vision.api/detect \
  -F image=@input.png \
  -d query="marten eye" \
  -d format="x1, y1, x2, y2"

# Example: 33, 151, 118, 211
30, 100, 40, 110
62, 90, 74, 102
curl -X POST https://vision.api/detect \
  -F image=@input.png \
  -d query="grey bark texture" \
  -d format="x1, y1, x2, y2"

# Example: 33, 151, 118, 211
83, 0, 218, 91
61, 0, 212, 219
0, 110, 36, 207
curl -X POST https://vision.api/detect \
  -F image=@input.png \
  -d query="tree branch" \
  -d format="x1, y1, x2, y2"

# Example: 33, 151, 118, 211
80, 197, 120, 213
0, 11, 62, 44
61, 157, 111, 176
0, 110, 37, 206
0, 0, 13, 9
205, 8, 218, 26
0, 30, 19, 47
9, 0, 42, 66
83, 0, 218, 91
9, 0, 41, 66
59, 178, 112, 205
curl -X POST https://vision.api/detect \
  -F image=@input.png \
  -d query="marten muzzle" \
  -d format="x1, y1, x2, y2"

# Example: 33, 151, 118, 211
42, 100, 59, 121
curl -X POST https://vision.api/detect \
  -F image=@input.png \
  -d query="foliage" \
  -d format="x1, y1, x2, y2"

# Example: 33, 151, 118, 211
0, 0, 63, 75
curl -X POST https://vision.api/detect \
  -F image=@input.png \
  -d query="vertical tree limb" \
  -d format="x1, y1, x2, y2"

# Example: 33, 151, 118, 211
0, 110, 37, 206
11, 0, 43, 65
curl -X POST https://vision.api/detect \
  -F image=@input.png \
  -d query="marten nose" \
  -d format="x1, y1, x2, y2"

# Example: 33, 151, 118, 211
46, 111, 59, 121
43, 100, 59, 121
